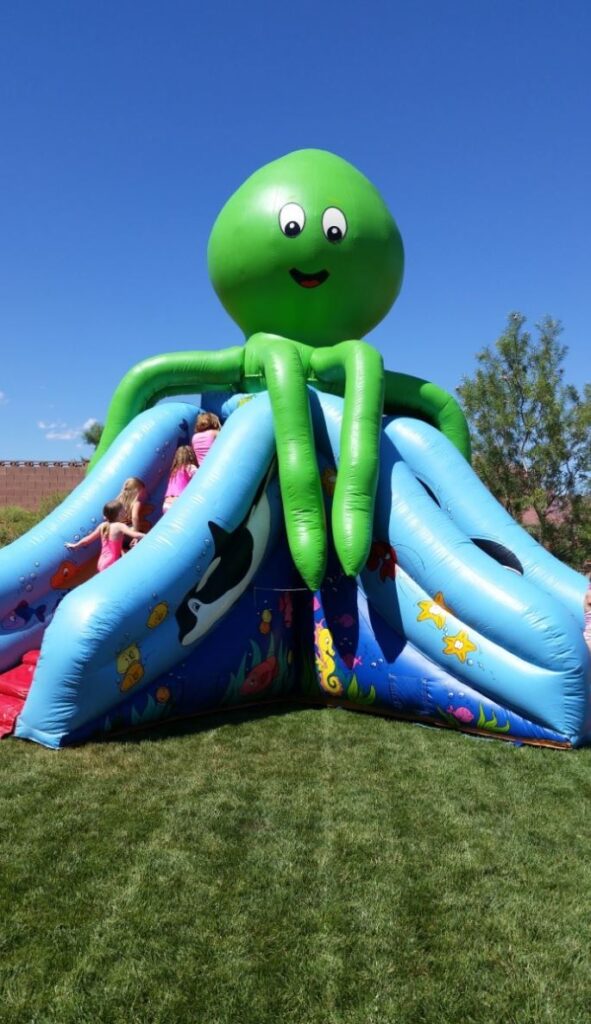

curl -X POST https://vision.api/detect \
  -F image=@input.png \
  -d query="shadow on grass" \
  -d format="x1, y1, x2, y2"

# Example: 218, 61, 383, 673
98, 698, 327, 747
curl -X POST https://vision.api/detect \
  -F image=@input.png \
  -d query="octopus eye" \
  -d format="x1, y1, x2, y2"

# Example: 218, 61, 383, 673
279, 203, 305, 237
322, 207, 347, 243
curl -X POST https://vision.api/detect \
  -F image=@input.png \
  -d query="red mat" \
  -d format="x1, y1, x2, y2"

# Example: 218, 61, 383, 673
0, 650, 40, 737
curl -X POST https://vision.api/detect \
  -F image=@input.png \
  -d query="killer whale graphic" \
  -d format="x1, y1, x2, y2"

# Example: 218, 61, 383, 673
175, 462, 275, 646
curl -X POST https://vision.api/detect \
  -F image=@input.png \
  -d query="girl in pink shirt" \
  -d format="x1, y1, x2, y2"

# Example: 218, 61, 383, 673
191, 412, 221, 465
65, 500, 144, 571
162, 445, 198, 513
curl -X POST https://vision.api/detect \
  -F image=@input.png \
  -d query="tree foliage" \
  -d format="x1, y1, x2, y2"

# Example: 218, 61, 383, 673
457, 313, 591, 571
81, 420, 104, 449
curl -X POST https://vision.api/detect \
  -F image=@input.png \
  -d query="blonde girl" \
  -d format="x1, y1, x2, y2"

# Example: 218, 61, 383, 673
163, 446, 198, 513
118, 476, 148, 534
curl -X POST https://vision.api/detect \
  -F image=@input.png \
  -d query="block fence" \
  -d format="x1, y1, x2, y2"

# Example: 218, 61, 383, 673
0, 461, 87, 511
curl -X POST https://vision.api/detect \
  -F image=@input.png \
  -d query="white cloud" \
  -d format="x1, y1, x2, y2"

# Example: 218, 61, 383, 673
37, 415, 101, 445
45, 428, 81, 441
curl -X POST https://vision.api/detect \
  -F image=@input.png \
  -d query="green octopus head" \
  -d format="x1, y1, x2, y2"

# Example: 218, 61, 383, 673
208, 149, 404, 347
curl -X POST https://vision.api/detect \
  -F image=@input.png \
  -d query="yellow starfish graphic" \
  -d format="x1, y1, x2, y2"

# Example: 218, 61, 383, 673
442, 630, 477, 663
417, 591, 452, 630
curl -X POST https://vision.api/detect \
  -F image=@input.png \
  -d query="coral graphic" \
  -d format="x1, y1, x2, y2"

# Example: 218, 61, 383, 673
278, 591, 293, 628
259, 608, 272, 635
366, 541, 397, 582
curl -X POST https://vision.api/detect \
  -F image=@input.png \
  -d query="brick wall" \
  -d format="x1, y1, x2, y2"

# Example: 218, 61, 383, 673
0, 461, 87, 510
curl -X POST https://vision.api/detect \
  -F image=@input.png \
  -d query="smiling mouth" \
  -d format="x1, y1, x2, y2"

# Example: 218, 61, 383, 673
289, 267, 330, 289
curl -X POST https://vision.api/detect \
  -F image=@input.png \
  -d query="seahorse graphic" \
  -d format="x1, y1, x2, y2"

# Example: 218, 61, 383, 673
314, 621, 344, 696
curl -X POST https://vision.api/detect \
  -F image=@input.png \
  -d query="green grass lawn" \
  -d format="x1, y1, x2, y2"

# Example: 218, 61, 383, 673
2, 707, 591, 1024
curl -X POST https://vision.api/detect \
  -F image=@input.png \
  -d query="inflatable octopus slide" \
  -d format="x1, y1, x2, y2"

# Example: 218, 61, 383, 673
0, 389, 589, 750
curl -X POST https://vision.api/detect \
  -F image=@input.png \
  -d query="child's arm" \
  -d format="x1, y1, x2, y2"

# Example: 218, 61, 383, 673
119, 523, 145, 541
65, 525, 102, 550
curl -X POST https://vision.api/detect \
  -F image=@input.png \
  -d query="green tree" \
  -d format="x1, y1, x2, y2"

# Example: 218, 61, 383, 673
457, 313, 591, 571
81, 419, 104, 449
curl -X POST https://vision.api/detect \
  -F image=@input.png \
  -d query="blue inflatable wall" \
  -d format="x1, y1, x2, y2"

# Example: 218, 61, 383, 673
0, 392, 588, 749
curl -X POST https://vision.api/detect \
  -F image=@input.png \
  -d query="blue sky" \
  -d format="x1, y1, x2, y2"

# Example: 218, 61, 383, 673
0, 0, 589, 460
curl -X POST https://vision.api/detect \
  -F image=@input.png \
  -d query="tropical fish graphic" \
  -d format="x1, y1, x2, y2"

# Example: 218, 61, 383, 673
446, 705, 475, 723
1, 600, 47, 631
239, 655, 279, 695
51, 556, 98, 591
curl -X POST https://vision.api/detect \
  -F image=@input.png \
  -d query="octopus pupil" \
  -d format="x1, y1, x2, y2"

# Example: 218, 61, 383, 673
285, 221, 301, 237
328, 226, 342, 241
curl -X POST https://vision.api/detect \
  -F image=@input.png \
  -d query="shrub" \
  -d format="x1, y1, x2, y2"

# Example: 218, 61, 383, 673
0, 492, 69, 548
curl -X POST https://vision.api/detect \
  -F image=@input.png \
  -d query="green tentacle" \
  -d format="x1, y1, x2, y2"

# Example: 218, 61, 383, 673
88, 348, 244, 470
88, 339, 470, 591
247, 334, 326, 590
383, 371, 471, 462
311, 340, 384, 576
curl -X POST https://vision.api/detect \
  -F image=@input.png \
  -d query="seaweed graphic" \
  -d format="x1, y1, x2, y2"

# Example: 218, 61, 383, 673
300, 647, 318, 698
130, 693, 174, 728
345, 674, 376, 706
102, 690, 174, 734
476, 704, 511, 733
